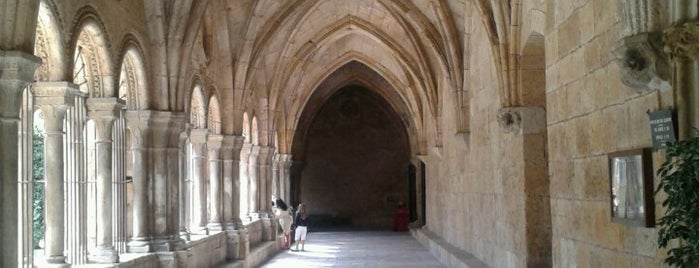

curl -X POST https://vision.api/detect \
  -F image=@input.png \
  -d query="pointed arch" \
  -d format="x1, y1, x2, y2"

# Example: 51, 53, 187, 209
251, 116, 259, 146
117, 34, 148, 110
207, 93, 221, 134
190, 85, 207, 129
242, 112, 251, 143
69, 6, 115, 97
34, 0, 67, 81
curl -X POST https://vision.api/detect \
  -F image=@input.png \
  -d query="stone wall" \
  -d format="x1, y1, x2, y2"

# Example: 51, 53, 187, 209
545, 0, 670, 266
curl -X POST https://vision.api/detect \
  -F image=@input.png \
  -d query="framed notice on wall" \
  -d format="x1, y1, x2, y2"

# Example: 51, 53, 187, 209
608, 148, 655, 227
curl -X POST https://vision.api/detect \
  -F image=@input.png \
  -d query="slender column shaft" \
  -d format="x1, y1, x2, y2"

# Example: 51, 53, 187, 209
34, 82, 77, 266
222, 136, 245, 229
178, 126, 190, 239
279, 154, 292, 203
248, 146, 260, 215
125, 111, 152, 253
271, 154, 280, 200
87, 98, 122, 263
257, 147, 273, 214
167, 115, 186, 249
190, 129, 208, 234
207, 135, 223, 230
239, 144, 252, 218
0, 51, 39, 268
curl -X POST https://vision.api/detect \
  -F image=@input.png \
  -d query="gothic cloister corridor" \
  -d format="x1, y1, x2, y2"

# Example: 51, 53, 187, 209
1, 0, 698, 267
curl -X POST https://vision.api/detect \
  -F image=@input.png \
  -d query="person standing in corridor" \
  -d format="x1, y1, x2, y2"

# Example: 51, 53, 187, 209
272, 197, 293, 249
291, 203, 310, 252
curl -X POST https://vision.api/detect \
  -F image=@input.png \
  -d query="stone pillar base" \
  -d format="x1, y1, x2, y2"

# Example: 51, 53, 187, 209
191, 227, 209, 236
261, 217, 275, 241
152, 237, 176, 252
127, 238, 152, 253
237, 229, 250, 260
207, 222, 224, 232
44, 256, 69, 267
225, 230, 241, 260
157, 251, 185, 267
179, 229, 191, 241
89, 245, 119, 263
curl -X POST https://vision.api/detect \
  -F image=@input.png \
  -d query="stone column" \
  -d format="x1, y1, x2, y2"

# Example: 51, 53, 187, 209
248, 145, 260, 216
279, 154, 292, 203
271, 153, 280, 200
178, 124, 191, 240
207, 134, 223, 231
0, 51, 39, 268
34, 81, 77, 266
257, 147, 274, 241
149, 112, 179, 251
222, 135, 245, 229
189, 129, 209, 234
239, 143, 252, 219
167, 115, 186, 249
258, 147, 273, 215
222, 135, 244, 260
125, 111, 152, 253
86, 98, 123, 263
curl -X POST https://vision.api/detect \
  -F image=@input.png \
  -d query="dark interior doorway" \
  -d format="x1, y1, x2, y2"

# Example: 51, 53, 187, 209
292, 85, 410, 229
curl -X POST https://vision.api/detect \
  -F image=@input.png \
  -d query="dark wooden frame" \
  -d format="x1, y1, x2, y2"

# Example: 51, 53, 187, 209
608, 148, 655, 227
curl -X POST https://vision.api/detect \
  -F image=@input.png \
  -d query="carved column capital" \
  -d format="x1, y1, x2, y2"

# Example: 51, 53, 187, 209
189, 128, 209, 145
0, 50, 41, 118
125, 110, 151, 149
612, 32, 671, 92
221, 135, 245, 161
34, 82, 79, 130
257, 147, 274, 165
207, 134, 223, 158
663, 21, 699, 61
87, 98, 125, 141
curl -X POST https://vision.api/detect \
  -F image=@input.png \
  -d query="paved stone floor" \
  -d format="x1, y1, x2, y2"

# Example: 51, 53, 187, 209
259, 230, 445, 268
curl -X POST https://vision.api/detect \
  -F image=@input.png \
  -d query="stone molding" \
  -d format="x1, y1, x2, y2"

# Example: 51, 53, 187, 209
0, 50, 42, 81
207, 134, 223, 158
663, 21, 699, 61
34, 82, 79, 129
257, 146, 274, 165
221, 135, 245, 161
86, 97, 125, 141
612, 32, 671, 92
189, 128, 209, 145
497, 107, 546, 134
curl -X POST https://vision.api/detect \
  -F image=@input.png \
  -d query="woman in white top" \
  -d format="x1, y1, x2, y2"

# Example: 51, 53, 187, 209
273, 198, 293, 249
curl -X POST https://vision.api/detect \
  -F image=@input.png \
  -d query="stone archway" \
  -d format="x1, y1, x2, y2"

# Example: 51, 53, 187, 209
292, 85, 410, 229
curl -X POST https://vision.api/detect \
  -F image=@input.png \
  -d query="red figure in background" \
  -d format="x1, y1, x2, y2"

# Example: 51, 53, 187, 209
393, 201, 409, 232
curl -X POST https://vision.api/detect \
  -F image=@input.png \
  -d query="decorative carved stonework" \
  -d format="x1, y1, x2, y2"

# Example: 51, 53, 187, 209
497, 109, 521, 134
612, 32, 671, 92
497, 107, 546, 135
663, 22, 699, 61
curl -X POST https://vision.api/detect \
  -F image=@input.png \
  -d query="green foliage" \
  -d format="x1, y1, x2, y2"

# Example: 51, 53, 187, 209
656, 136, 699, 267
32, 127, 45, 249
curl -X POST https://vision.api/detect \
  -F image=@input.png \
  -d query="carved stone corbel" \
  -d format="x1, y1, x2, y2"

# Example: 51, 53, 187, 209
497, 109, 521, 134
497, 107, 546, 135
612, 32, 671, 92
663, 21, 699, 61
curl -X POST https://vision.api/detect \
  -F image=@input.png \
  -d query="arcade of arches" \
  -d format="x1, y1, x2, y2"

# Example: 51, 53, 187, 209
1, 0, 698, 267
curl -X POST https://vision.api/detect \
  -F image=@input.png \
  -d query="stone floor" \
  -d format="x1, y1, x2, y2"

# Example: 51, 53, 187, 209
256, 230, 445, 268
